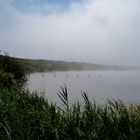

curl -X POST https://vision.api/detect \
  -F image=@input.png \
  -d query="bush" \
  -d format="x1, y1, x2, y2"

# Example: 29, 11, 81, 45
0, 71, 16, 89
0, 54, 27, 87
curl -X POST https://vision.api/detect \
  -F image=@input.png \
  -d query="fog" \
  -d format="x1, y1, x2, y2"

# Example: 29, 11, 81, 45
0, 0, 140, 66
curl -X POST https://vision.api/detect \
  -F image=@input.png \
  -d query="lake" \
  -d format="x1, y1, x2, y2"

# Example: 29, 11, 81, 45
27, 71, 140, 105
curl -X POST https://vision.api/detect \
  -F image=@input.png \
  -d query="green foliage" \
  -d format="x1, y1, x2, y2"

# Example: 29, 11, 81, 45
0, 87, 140, 140
0, 71, 16, 89
0, 55, 27, 87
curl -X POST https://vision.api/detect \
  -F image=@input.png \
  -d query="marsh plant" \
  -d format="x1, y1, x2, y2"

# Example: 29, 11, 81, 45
0, 86, 140, 140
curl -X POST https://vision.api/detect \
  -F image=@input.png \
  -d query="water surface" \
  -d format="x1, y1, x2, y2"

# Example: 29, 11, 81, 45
27, 71, 140, 105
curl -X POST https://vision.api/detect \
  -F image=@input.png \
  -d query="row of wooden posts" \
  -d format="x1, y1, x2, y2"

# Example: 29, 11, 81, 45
41, 73, 90, 78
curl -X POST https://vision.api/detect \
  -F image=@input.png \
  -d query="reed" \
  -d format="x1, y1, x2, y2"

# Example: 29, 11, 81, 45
0, 87, 140, 140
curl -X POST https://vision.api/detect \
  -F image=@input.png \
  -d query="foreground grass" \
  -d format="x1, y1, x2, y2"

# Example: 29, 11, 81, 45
0, 87, 140, 140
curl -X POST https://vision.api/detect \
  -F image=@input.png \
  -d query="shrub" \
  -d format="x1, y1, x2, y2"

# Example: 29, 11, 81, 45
0, 71, 16, 89
0, 54, 27, 87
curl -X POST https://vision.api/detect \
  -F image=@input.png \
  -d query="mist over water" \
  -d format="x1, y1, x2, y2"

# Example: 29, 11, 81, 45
27, 71, 140, 105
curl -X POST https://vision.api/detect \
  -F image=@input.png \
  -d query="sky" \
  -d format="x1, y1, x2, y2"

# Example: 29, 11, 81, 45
0, 0, 140, 65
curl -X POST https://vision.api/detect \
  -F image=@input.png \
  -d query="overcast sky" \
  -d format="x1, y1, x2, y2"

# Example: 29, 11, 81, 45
0, 0, 140, 65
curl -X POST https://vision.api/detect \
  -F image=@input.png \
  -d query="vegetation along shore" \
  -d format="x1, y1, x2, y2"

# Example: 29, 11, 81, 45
0, 54, 140, 140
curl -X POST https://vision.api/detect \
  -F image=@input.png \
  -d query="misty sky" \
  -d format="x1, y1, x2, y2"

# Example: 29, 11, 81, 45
0, 0, 140, 65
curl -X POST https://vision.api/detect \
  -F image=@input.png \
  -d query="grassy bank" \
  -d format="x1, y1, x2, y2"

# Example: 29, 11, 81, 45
0, 87, 140, 140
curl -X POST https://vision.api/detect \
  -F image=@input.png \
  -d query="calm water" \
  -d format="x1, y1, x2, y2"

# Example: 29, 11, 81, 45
27, 71, 140, 105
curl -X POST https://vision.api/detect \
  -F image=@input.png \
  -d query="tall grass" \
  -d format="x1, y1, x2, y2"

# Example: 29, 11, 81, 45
0, 87, 140, 140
